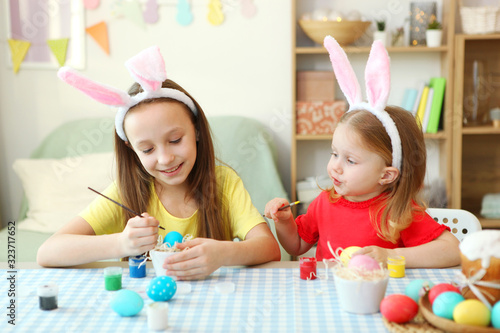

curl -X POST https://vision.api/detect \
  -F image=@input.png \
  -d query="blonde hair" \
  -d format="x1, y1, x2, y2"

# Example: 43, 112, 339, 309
330, 106, 427, 243
114, 79, 232, 240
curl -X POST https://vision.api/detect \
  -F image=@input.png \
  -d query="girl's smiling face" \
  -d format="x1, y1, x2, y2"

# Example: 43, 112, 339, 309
124, 100, 197, 192
327, 123, 392, 202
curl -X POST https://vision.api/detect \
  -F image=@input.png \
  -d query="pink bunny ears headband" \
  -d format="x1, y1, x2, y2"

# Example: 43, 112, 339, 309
324, 36, 402, 171
57, 46, 198, 141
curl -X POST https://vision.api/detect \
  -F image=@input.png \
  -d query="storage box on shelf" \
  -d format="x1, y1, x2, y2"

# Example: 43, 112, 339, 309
452, 33, 500, 229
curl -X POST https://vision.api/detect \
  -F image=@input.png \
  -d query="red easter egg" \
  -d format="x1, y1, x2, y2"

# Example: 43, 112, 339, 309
380, 294, 419, 323
428, 283, 460, 304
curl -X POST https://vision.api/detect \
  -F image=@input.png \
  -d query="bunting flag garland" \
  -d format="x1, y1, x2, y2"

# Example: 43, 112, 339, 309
8, 39, 31, 74
241, 0, 257, 18
121, 1, 146, 29
47, 39, 69, 66
86, 21, 110, 55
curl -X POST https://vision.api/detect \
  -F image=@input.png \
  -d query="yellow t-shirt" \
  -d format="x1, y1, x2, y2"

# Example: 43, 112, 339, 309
80, 165, 265, 240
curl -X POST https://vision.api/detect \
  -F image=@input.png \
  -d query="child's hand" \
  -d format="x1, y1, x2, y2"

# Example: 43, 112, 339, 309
118, 213, 159, 257
354, 246, 396, 266
163, 238, 225, 280
264, 198, 293, 222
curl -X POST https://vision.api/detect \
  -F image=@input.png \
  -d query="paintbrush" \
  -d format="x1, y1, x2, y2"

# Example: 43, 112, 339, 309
262, 201, 300, 217
88, 187, 165, 230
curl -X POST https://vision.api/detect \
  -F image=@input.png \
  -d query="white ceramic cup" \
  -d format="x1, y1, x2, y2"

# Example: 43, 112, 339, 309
334, 273, 389, 314
150, 250, 177, 278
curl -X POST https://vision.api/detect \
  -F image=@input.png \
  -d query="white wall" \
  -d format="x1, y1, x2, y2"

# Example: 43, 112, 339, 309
0, 1, 293, 226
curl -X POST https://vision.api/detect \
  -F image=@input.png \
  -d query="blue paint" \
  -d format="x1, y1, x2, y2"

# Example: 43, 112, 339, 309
129, 255, 146, 278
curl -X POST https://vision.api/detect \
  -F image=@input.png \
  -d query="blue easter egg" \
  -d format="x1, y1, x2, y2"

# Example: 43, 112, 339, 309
492, 301, 500, 328
147, 276, 177, 302
432, 291, 465, 320
110, 289, 144, 317
405, 279, 435, 302
163, 231, 183, 247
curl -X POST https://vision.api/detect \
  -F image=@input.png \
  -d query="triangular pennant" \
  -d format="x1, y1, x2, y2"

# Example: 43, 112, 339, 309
122, 0, 146, 29
8, 39, 31, 74
47, 38, 69, 66
86, 21, 110, 55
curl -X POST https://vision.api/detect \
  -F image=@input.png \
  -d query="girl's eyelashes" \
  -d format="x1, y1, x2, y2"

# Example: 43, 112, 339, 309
170, 137, 181, 144
142, 147, 153, 154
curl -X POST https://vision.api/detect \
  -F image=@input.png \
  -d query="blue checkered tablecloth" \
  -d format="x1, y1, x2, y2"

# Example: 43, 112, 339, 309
1, 267, 459, 332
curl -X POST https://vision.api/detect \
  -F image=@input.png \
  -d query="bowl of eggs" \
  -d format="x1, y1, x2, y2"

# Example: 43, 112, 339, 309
299, 9, 370, 46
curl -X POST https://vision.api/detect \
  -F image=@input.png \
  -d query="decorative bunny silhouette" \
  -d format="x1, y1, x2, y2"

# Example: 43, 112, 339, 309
57, 46, 197, 141
323, 35, 402, 171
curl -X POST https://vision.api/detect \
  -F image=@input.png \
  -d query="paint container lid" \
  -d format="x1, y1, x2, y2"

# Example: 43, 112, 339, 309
37, 283, 58, 297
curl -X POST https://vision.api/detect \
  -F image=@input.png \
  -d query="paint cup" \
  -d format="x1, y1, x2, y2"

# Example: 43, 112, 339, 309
104, 267, 123, 291
129, 255, 146, 278
299, 257, 317, 280
150, 250, 177, 278
387, 256, 406, 278
37, 283, 58, 310
148, 302, 169, 330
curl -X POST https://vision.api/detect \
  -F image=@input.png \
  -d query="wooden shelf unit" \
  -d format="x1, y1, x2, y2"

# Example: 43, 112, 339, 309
290, 0, 456, 213
452, 34, 500, 229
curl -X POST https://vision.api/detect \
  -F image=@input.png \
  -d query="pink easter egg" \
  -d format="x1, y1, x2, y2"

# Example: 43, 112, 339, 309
348, 254, 381, 271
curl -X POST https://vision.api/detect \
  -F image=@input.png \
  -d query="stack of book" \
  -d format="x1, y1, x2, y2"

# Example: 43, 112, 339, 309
401, 77, 446, 134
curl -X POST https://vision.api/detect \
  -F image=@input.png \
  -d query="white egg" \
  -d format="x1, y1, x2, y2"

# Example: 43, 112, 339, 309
328, 10, 344, 22
312, 9, 330, 21
346, 10, 362, 21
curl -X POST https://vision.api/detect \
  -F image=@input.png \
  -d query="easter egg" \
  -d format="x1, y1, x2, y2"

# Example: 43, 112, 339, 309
405, 279, 434, 303
432, 291, 465, 320
147, 276, 177, 302
110, 289, 144, 317
453, 299, 491, 327
492, 301, 500, 328
380, 294, 419, 323
428, 283, 460, 304
348, 254, 380, 271
340, 246, 361, 266
163, 231, 183, 247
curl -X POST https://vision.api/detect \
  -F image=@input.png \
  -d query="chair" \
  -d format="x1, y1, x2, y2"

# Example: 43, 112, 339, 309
426, 208, 482, 242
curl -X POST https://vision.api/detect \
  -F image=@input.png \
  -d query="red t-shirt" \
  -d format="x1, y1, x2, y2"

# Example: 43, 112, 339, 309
296, 191, 449, 260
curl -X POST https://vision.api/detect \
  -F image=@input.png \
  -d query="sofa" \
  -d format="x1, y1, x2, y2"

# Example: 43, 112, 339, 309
0, 116, 290, 262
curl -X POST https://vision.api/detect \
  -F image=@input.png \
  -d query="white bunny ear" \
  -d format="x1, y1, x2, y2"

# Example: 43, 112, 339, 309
125, 45, 167, 92
58, 67, 131, 106
323, 36, 362, 107
365, 40, 390, 110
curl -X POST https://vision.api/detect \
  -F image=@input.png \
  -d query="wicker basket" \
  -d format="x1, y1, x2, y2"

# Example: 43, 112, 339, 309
459, 0, 500, 34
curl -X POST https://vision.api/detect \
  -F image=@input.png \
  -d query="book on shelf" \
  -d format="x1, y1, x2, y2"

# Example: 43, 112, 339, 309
401, 88, 418, 113
421, 87, 434, 133
415, 86, 430, 128
426, 77, 446, 134
411, 82, 426, 117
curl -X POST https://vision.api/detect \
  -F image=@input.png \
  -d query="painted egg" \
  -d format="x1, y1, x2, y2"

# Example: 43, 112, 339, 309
147, 276, 177, 302
163, 231, 183, 247
432, 291, 464, 320
110, 289, 144, 317
340, 246, 361, 266
348, 254, 380, 271
428, 283, 460, 304
453, 299, 491, 327
492, 301, 500, 329
380, 294, 419, 323
405, 279, 435, 302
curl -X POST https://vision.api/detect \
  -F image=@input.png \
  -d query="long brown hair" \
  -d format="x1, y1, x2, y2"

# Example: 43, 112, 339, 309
114, 79, 232, 240
331, 106, 427, 243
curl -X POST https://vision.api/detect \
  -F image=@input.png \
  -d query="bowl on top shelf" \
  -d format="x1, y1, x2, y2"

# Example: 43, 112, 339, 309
298, 20, 371, 46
